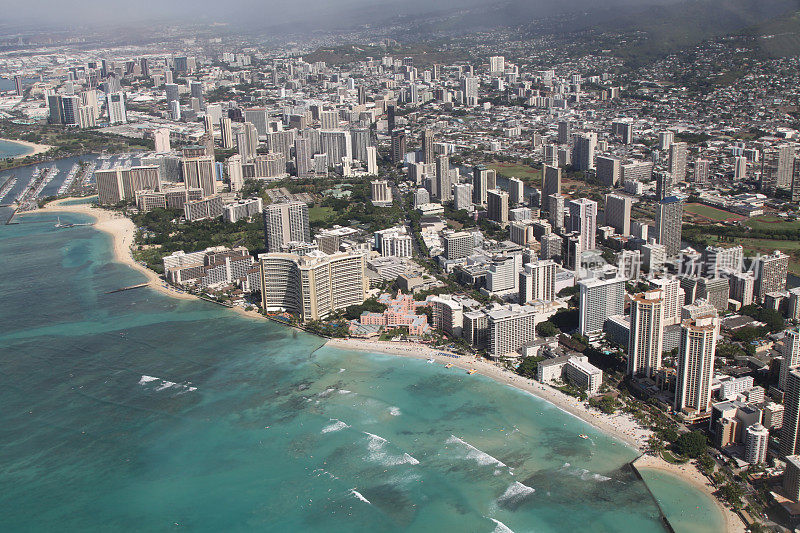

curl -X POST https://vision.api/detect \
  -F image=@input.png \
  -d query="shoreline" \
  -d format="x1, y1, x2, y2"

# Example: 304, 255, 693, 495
0, 138, 53, 159
32, 197, 744, 533
634, 454, 746, 533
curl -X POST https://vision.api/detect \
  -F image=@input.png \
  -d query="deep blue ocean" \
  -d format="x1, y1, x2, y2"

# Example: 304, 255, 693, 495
0, 210, 723, 532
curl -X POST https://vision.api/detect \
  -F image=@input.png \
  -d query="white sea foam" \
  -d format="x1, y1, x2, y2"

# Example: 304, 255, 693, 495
350, 489, 371, 504
364, 433, 419, 465
338, 389, 352, 394
318, 388, 336, 398
446, 435, 507, 468
322, 419, 350, 434
497, 481, 535, 505
559, 462, 610, 482
138, 375, 196, 393
155, 381, 177, 391
489, 518, 514, 533
388, 407, 401, 416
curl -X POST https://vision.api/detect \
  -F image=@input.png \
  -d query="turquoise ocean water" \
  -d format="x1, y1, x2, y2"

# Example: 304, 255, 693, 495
0, 211, 717, 532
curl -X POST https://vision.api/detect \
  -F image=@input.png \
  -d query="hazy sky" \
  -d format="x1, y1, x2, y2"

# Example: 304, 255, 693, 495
1, 0, 673, 31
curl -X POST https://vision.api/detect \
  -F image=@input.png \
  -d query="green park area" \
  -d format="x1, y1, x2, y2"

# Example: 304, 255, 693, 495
489, 162, 542, 185
683, 203, 745, 222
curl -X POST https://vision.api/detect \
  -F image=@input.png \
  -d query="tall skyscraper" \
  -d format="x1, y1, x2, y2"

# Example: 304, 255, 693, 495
165, 83, 179, 103
422, 129, 434, 165
780, 328, 800, 391
507, 178, 524, 205
557, 120, 571, 145
487, 189, 509, 224
542, 165, 561, 211
472, 165, 489, 206
693, 159, 710, 184
519, 260, 556, 304
435, 155, 452, 202
461, 76, 478, 106
753, 250, 789, 302
263, 201, 311, 252
658, 131, 674, 151
781, 369, 800, 457
761, 144, 795, 193
568, 198, 597, 250
578, 276, 626, 338
226, 155, 243, 193
106, 92, 127, 124
13, 74, 23, 96
655, 195, 685, 256
604, 194, 632, 235
181, 156, 216, 198
628, 291, 665, 378
153, 128, 171, 152
489, 55, 505, 75
548, 193, 565, 232
597, 156, 621, 187
668, 142, 688, 182
220, 117, 234, 149
572, 132, 597, 171
674, 313, 719, 416
391, 131, 406, 164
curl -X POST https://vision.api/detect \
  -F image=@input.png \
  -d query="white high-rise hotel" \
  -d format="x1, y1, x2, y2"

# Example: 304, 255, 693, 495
674, 313, 719, 416
628, 290, 664, 378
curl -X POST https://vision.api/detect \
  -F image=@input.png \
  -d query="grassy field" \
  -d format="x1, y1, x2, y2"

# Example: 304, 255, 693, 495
683, 203, 745, 222
489, 162, 542, 185
745, 214, 800, 231
309, 205, 334, 224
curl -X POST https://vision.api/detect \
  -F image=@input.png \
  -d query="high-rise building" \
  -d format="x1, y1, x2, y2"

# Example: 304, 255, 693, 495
366, 146, 378, 175
628, 290, 665, 378
781, 369, 800, 457
507, 178, 524, 205
604, 194, 632, 235
153, 128, 171, 153
294, 138, 312, 178
258, 251, 368, 322
435, 155, 452, 202
181, 156, 216, 198
165, 83, 179, 103
391, 131, 406, 164
220, 117, 234, 149
658, 131, 674, 151
487, 304, 550, 357
13, 74, 23, 96
519, 260, 556, 304
649, 277, 682, 326
674, 314, 719, 416
548, 193, 565, 232
472, 165, 489, 206
745, 424, 769, 464
106, 92, 127, 124
453, 183, 473, 211
370, 180, 393, 205
655, 195, 685, 256
731, 272, 755, 307
734, 156, 748, 181
489, 55, 505, 75
668, 142, 688, 182
578, 276, 626, 338
557, 120, 571, 145
761, 144, 795, 193
189, 80, 204, 108
572, 132, 597, 171
780, 328, 800, 391
597, 156, 621, 187
226, 155, 243, 193
753, 250, 789, 302
461, 76, 478, 106
263, 201, 311, 252
429, 296, 464, 337
693, 159, 710, 184
443, 231, 474, 260
487, 189, 509, 224
784, 456, 800, 500
568, 198, 597, 250
422, 128, 434, 165
542, 165, 561, 210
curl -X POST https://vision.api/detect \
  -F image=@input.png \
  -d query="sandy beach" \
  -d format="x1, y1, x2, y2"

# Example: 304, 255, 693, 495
31, 198, 746, 532
0, 138, 52, 159
634, 454, 747, 533
35, 198, 195, 301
